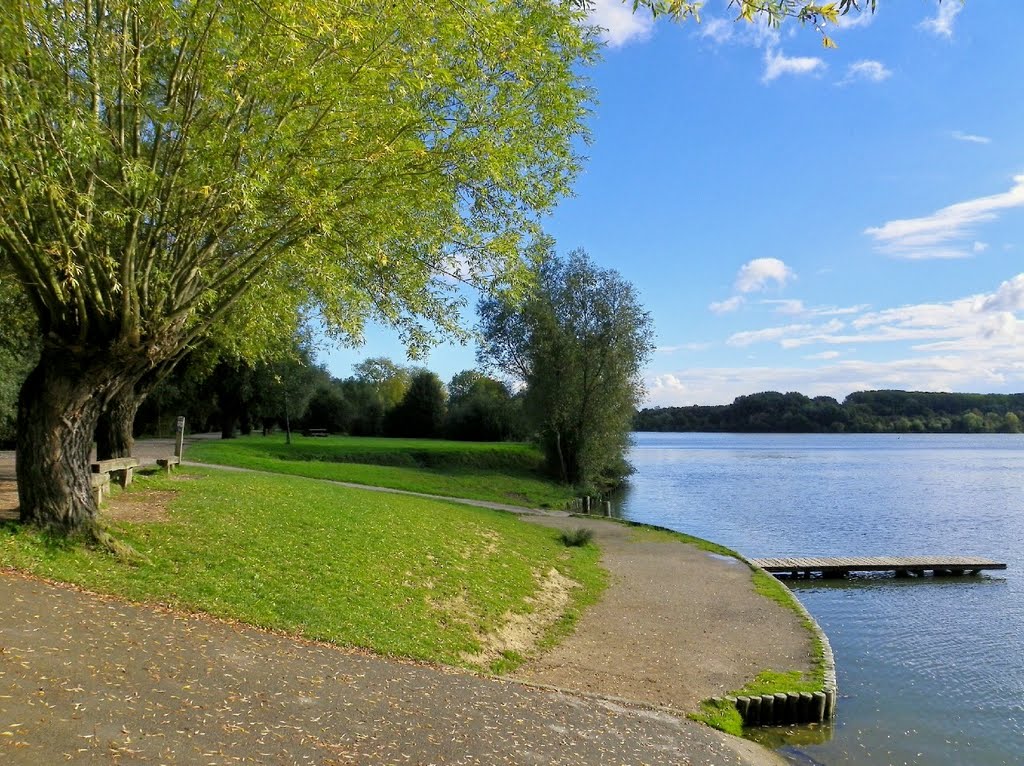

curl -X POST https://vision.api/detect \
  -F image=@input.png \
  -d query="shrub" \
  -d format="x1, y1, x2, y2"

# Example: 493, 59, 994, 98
559, 527, 594, 547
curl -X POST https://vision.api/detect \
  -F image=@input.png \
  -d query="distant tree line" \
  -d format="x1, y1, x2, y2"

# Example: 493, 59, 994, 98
128, 349, 527, 444
635, 390, 1024, 434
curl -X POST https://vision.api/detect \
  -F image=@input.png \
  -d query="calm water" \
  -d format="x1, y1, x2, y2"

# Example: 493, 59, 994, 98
617, 432, 1023, 766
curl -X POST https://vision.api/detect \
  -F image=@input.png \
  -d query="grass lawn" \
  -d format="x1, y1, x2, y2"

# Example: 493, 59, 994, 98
187, 434, 575, 509
0, 468, 604, 671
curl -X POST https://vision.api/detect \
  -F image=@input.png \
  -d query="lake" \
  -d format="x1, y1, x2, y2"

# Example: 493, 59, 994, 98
617, 432, 1023, 766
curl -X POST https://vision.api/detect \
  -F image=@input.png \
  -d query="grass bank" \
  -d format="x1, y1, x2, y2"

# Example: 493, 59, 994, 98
187, 434, 575, 509
0, 468, 604, 672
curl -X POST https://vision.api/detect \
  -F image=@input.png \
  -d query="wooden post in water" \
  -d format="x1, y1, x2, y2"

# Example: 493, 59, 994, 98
824, 689, 836, 720
760, 694, 774, 723
745, 695, 760, 725
799, 692, 813, 721
773, 693, 788, 724
736, 696, 750, 722
812, 692, 827, 722
785, 693, 799, 723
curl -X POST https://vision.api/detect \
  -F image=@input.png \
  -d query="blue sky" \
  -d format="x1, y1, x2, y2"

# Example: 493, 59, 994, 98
319, 0, 1024, 406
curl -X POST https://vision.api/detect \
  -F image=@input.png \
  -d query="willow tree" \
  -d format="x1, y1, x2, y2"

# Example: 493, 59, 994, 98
0, 0, 596, 536
479, 248, 654, 490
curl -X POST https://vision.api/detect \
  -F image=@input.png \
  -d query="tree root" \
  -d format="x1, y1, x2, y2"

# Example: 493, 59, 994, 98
91, 528, 153, 566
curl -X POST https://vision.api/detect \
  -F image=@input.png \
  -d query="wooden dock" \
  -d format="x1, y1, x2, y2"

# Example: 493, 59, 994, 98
750, 556, 1007, 578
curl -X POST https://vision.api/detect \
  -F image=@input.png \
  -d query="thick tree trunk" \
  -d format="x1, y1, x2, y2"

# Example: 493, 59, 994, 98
16, 349, 127, 535
220, 411, 236, 439
96, 390, 142, 460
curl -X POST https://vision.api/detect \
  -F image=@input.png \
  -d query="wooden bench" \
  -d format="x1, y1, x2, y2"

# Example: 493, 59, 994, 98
90, 457, 140, 505
302, 428, 329, 437
90, 472, 111, 505
156, 456, 181, 474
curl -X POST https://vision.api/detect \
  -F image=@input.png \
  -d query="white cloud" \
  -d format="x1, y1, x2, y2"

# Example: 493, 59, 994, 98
698, 13, 779, 49
762, 300, 870, 317
920, 1, 963, 38
587, 0, 653, 48
728, 323, 817, 348
765, 299, 806, 315
763, 48, 825, 83
805, 351, 841, 360
735, 258, 795, 293
699, 17, 735, 45
834, 8, 876, 29
952, 130, 992, 145
864, 175, 1024, 259
714, 275, 1024, 352
973, 241, 989, 254
841, 60, 892, 84
980, 274, 1024, 312
709, 296, 745, 314
651, 373, 689, 396
657, 342, 713, 353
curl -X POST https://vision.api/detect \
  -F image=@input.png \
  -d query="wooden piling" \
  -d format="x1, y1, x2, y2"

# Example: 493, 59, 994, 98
736, 696, 750, 721
745, 695, 761, 725
824, 689, 836, 720
760, 694, 774, 722
799, 692, 813, 720
785, 692, 799, 722
773, 693, 788, 724
812, 692, 827, 722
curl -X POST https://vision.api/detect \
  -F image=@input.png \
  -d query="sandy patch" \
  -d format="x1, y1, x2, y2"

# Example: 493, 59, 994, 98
102, 489, 177, 524
461, 567, 578, 668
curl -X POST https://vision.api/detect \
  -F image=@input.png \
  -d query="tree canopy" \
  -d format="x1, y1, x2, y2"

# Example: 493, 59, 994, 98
1, 0, 596, 533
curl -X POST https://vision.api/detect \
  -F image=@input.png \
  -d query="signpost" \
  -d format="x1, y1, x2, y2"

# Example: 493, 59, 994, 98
174, 416, 185, 458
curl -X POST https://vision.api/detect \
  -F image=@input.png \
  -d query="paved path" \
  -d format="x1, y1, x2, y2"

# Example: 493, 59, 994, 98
0, 573, 783, 765
0, 440, 799, 764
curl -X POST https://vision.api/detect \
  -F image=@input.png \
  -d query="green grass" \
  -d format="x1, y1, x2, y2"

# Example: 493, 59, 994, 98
187, 434, 575, 509
693, 699, 745, 737
0, 468, 604, 670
